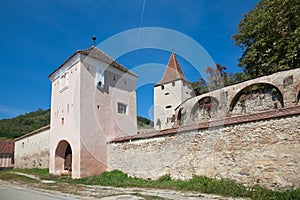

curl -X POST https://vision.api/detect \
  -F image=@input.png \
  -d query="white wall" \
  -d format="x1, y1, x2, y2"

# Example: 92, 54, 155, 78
154, 80, 192, 130
14, 128, 50, 169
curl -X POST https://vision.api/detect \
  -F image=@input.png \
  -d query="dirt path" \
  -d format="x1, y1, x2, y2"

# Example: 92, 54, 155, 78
2, 173, 249, 200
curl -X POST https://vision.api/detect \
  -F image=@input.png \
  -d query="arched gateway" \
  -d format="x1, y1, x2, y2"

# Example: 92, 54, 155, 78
55, 140, 72, 174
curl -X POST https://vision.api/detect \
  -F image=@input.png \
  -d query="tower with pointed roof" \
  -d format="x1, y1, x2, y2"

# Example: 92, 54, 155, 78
154, 52, 193, 130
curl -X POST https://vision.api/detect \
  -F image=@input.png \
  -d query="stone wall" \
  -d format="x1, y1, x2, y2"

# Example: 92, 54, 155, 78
108, 107, 300, 190
175, 67, 300, 127
14, 126, 50, 169
230, 89, 283, 116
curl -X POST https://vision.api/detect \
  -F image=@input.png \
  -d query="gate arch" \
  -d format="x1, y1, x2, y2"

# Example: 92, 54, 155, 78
55, 140, 73, 174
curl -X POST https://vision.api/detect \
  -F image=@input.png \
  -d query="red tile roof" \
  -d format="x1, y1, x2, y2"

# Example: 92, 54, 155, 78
49, 46, 138, 79
79, 46, 138, 77
0, 140, 14, 154
156, 52, 187, 86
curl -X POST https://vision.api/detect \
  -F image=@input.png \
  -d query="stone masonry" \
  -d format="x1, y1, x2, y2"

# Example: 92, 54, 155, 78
108, 106, 300, 190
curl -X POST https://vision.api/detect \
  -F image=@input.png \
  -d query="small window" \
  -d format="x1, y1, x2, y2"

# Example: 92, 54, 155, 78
97, 81, 103, 88
95, 66, 104, 89
165, 92, 170, 95
62, 117, 64, 125
166, 105, 172, 109
171, 114, 175, 122
59, 72, 69, 92
118, 103, 127, 114
161, 85, 164, 90
172, 82, 175, 86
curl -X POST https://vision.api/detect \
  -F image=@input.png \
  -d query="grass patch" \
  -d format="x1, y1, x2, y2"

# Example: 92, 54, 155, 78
13, 168, 58, 180
0, 169, 38, 183
1, 169, 299, 200
13, 168, 49, 176
68, 170, 300, 199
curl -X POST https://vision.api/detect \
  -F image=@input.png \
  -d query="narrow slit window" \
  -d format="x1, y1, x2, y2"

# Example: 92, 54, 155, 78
166, 105, 172, 109
95, 66, 104, 89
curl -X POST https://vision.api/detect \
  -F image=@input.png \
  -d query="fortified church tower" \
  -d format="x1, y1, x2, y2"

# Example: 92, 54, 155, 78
48, 46, 138, 178
154, 52, 193, 130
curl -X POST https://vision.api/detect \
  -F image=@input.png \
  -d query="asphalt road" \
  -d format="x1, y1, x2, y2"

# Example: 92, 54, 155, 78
0, 181, 86, 200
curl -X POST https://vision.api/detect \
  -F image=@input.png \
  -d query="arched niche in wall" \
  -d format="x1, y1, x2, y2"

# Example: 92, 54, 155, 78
177, 107, 186, 126
229, 83, 284, 116
191, 96, 219, 122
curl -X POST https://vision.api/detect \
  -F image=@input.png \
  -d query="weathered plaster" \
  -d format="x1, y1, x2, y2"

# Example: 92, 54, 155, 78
14, 126, 50, 169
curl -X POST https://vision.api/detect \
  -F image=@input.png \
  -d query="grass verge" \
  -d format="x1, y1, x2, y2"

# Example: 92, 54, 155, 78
1, 169, 299, 200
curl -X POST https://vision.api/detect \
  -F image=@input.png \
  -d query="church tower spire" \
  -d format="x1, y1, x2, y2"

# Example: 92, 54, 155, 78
156, 52, 187, 85
154, 52, 193, 130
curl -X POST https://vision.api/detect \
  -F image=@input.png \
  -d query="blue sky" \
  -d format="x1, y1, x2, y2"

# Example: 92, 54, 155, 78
0, 0, 258, 120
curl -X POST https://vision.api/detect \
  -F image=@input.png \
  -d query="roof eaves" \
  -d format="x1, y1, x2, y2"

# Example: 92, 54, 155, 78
14, 125, 50, 142
49, 47, 138, 79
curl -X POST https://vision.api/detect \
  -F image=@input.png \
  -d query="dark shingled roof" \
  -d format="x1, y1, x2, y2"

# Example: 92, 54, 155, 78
0, 140, 14, 155
49, 46, 138, 79
156, 52, 187, 86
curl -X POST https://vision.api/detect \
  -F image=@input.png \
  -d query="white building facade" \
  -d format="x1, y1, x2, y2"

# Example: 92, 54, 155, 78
154, 53, 193, 130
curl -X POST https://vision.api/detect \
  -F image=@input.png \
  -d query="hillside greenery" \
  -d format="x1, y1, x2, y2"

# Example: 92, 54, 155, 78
137, 115, 153, 128
0, 109, 50, 139
0, 109, 152, 139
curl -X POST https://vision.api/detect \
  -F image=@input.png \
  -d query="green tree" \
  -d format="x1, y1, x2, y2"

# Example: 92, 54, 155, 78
191, 78, 208, 96
232, 0, 300, 78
